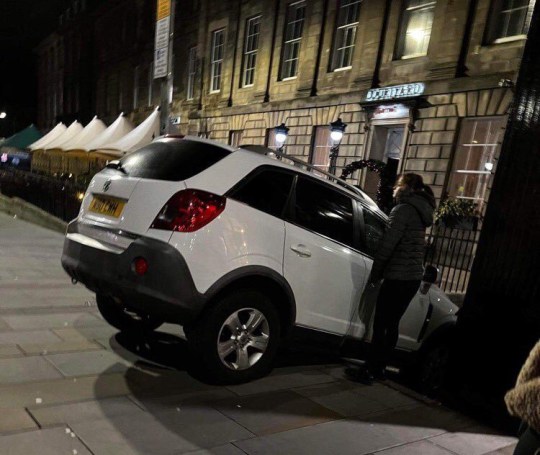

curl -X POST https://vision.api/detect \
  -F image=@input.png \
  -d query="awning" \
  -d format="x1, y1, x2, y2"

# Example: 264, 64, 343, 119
28, 123, 67, 150
59, 116, 107, 151
85, 113, 133, 151
43, 121, 84, 150
0, 124, 42, 150
99, 107, 160, 156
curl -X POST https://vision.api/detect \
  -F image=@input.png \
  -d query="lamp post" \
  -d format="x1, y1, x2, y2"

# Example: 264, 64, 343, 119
328, 118, 347, 175
274, 123, 289, 158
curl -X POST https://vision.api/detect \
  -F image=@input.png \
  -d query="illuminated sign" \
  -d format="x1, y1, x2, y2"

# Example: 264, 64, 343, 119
372, 104, 410, 120
365, 83, 425, 102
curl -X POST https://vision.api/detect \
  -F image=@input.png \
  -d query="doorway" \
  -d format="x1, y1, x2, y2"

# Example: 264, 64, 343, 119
363, 122, 408, 201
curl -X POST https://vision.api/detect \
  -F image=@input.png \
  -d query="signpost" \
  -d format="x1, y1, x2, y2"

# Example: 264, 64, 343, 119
154, 0, 174, 134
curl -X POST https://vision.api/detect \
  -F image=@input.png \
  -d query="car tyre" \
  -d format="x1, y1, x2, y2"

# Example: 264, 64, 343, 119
416, 339, 451, 397
96, 294, 163, 333
187, 289, 280, 384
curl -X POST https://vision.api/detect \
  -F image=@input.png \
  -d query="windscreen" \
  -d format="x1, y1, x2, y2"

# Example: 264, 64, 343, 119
118, 139, 231, 181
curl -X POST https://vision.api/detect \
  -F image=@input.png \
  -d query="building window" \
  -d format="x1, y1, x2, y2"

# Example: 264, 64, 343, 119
229, 130, 243, 147
210, 29, 225, 93
242, 15, 261, 87
447, 117, 506, 212
265, 128, 279, 150
331, 0, 361, 71
396, 0, 436, 59
487, 0, 532, 43
187, 46, 197, 100
280, 2, 306, 80
310, 126, 333, 173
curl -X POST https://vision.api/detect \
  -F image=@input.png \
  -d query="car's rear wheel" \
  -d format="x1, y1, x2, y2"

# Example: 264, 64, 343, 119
416, 340, 451, 397
187, 289, 280, 383
96, 294, 163, 333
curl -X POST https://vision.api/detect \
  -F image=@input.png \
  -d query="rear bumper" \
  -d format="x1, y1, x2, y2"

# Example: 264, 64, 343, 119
61, 225, 206, 325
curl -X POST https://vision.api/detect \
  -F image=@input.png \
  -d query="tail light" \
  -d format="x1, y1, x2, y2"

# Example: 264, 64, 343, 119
151, 189, 226, 232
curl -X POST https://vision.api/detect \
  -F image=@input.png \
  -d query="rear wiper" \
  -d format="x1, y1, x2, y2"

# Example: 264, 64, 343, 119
105, 160, 127, 174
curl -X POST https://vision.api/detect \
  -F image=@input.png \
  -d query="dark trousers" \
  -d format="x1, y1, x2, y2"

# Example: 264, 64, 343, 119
514, 425, 540, 455
368, 279, 420, 372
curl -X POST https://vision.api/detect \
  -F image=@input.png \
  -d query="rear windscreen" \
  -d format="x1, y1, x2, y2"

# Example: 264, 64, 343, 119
118, 139, 231, 181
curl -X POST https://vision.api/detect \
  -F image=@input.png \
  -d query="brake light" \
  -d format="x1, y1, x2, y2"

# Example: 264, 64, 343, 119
151, 189, 226, 232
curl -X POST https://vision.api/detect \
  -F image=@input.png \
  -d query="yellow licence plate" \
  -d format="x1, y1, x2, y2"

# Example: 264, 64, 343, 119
88, 195, 126, 218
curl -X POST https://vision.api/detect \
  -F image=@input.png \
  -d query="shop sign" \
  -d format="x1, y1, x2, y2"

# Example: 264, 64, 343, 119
372, 104, 410, 120
365, 83, 425, 102
154, 0, 171, 79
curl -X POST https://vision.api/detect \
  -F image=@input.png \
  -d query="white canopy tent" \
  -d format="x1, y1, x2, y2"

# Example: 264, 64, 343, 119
59, 116, 107, 151
43, 121, 84, 150
28, 123, 67, 150
99, 108, 160, 156
85, 113, 133, 151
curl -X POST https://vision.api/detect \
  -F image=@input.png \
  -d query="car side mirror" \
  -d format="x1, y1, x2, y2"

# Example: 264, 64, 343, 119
420, 265, 439, 294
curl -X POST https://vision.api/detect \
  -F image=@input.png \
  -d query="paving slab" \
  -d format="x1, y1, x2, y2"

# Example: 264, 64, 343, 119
0, 329, 62, 345
214, 389, 342, 436
428, 430, 519, 455
28, 396, 144, 427
45, 349, 132, 377
19, 340, 103, 355
0, 345, 22, 358
0, 427, 92, 455
373, 440, 456, 454
186, 444, 248, 455
2, 312, 104, 330
0, 408, 39, 433
69, 406, 254, 455
0, 356, 64, 384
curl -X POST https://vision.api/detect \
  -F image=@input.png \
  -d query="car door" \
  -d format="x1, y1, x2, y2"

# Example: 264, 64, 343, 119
283, 175, 370, 336
358, 205, 430, 350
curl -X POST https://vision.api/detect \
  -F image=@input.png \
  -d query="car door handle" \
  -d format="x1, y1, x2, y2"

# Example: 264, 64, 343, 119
290, 244, 312, 258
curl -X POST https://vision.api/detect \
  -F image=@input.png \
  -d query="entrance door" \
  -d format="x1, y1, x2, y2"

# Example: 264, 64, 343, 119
364, 123, 407, 201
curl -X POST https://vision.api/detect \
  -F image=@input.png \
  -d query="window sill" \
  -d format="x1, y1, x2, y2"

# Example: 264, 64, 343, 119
332, 66, 352, 73
492, 35, 527, 44
279, 76, 298, 82
399, 53, 428, 60
209, 90, 221, 94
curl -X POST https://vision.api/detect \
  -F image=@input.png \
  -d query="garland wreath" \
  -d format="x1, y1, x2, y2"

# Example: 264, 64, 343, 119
340, 159, 394, 213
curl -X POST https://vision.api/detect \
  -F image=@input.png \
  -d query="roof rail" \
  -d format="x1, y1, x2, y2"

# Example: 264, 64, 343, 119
239, 144, 373, 202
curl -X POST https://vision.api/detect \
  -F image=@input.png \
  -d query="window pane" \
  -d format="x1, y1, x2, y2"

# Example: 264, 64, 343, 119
211, 29, 225, 92
310, 127, 332, 173
242, 15, 261, 87
398, 0, 436, 58
493, 0, 530, 40
187, 47, 197, 100
447, 118, 506, 210
290, 177, 354, 247
230, 170, 294, 218
229, 130, 243, 147
332, 0, 361, 70
363, 210, 387, 257
280, 2, 305, 79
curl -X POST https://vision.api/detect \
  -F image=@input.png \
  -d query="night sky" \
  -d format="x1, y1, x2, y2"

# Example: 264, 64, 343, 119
0, 0, 68, 137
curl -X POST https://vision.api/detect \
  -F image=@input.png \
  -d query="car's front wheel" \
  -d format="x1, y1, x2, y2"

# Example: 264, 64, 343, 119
96, 294, 163, 334
187, 289, 280, 383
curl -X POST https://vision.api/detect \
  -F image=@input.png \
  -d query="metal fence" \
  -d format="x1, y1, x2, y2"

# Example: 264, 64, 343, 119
0, 168, 86, 222
424, 223, 481, 294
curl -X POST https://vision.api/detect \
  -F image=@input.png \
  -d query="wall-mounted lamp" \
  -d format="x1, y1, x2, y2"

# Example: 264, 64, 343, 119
329, 118, 347, 175
274, 123, 289, 154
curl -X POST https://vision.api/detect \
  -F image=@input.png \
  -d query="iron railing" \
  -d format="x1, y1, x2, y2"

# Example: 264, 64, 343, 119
424, 222, 481, 294
0, 168, 86, 222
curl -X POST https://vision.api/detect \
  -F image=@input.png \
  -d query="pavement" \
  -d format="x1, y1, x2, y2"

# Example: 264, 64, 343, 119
0, 211, 518, 455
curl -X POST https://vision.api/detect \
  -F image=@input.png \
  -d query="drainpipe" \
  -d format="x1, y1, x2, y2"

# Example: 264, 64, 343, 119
311, 0, 330, 97
198, 0, 209, 111
372, 0, 391, 88
456, 0, 479, 78
228, 0, 242, 107
264, 0, 281, 103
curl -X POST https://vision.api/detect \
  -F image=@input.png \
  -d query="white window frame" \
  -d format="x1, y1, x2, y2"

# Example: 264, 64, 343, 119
229, 130, 244, 147
489, 0, 533, 43
280, 1, 306, 80
331, 0, 362, 71
242, 15, 262, 88
310, 126, 333, 173
187, 46, 197, 100
210, 29, 225, 93
397, 0, 436, 60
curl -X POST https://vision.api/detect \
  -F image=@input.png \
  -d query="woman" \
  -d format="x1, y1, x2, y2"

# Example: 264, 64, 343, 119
348, 173, 436, 384
506, 340, 540, 454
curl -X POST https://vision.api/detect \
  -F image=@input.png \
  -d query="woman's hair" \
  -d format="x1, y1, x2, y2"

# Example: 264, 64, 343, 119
396, 173, 434, 197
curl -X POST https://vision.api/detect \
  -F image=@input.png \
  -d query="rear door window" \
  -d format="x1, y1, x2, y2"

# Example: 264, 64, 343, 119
228, 168, 295, 218
362, 209, 387, 257
289, 176, 354, 248
118, 139, 230, 181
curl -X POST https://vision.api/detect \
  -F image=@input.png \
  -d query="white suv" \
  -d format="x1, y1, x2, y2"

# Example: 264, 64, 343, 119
61, 136, 457, 384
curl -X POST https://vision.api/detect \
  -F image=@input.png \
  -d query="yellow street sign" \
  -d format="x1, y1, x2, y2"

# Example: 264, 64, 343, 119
157, 0, 171, 21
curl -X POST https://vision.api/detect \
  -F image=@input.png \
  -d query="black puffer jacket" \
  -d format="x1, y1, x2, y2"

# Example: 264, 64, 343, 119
371, 189, 435, 281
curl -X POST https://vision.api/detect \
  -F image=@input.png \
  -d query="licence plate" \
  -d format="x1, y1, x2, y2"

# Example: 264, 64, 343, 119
88, 195, 126, 218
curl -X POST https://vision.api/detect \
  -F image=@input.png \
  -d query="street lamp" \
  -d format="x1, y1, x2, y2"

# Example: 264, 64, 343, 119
0, 112, 6, 119
274, 123, 289, 158
329, 118, 347, 175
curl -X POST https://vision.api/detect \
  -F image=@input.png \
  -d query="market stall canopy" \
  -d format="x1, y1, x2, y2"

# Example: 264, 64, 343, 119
0, 124, 42, 150
43, 121, 84, 150
28, 122, 66, 150
99, 108, 160, 156
85, 113, 133, 151
59, 116, 107, 151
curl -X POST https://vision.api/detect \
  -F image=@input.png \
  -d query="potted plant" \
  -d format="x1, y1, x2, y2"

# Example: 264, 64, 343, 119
434, 197, 479, 230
